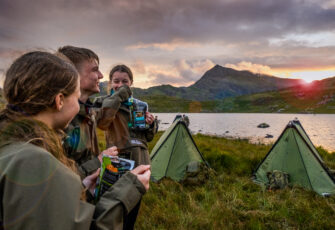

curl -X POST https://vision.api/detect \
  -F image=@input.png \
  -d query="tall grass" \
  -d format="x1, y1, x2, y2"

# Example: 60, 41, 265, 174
97, 129, 335, 229
137, 132, 335, 229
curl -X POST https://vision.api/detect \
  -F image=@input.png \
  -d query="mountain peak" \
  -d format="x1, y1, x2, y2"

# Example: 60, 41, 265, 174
209, 64, 232, 71
188, 64, 303, 99
129, 65, 305, 101
212, 64, 222, 69
204, 64, 242, 77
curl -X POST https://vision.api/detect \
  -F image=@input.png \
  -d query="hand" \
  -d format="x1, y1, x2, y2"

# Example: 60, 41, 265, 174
116, 85, 132, 101
145, 112, 155, 125
82, 168, 100, 195
131, 165, 151, 191
99, 146, 118, 162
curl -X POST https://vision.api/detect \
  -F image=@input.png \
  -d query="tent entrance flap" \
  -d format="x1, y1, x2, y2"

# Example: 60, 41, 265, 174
150, 118, 207, 182
253, 119, 335, 195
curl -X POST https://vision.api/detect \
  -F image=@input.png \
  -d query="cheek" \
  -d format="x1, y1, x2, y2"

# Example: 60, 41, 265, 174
91, 73, 99, 81
74, 101, 80, 114
111, 82, 119, 89
68, 99, 80, 118
80, 77, 90, 89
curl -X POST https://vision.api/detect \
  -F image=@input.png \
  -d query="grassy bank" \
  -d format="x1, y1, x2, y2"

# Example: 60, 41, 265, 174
138, 87, 335, 113
131, 132, 335, 229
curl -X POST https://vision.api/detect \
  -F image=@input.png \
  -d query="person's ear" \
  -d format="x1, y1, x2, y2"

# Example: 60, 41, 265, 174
54, 93, 65, 111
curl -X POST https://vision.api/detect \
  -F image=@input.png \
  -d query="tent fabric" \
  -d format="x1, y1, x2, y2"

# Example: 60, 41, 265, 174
253, 119, 335, 196
150, 118, 207, 182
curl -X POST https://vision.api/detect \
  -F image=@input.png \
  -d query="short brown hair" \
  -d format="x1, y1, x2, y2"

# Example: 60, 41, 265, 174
109, 64, 133, 83
58, 45, 99, 70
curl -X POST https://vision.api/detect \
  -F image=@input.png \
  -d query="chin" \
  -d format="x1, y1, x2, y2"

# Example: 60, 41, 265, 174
94, 87, 100, 93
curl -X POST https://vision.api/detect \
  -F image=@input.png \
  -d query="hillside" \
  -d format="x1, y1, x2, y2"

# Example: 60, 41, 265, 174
101, 65, 305, 101
188, 65, 303, 100
138, 77, 335, 113
1, 66, 334, 113
96, 66, 335, 113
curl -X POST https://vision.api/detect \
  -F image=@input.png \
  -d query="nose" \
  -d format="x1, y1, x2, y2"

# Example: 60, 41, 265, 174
98, 71, 103, 79
115, 82, 122, 89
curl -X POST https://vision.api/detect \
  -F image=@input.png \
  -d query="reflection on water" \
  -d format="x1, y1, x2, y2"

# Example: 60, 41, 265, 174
154, 113, 335, 152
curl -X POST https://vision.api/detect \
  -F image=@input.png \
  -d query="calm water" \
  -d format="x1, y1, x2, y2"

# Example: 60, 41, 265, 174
153, 113, 335, 152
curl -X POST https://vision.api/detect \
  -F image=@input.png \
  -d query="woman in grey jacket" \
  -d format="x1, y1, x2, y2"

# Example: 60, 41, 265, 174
0, 51, 150, 230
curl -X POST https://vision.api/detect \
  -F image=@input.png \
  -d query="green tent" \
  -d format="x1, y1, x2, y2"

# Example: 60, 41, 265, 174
150, 118, 207, 182
253, 119, 335, 196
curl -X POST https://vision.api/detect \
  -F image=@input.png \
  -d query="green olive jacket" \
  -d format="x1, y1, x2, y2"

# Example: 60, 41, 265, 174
0, 142, 145, 230
96, 86, 157, 167
63, 100, 104, 178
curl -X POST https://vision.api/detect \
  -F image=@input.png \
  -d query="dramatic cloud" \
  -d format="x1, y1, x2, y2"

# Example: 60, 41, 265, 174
225, 62, 273, 75
0, 47, 27, 59
2, 0, 335, 46
140, 65, 194, 87
133, 58, 215, 87
175, 59, 215, 82
126, 39, 200, 51
131, 60, 147, 75
1, 0, 335, 86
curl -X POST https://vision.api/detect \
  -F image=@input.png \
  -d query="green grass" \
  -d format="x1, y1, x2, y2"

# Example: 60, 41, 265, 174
138, 87, 335, 113
1, 85, 335, 113
133, 132, 335, 230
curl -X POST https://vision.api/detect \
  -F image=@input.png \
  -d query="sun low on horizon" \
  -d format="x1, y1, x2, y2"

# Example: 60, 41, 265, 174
1, 0, 335, 90
120, 65, 335, 89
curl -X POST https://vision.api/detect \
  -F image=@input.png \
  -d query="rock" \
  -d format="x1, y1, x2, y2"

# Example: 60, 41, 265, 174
265, 134, 273, 138
257, 123, 270, 128
225, 131, 229, 133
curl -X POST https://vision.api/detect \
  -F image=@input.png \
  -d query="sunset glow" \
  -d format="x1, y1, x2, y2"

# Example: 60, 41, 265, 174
1, 0, 335, 88
303, 79, 314, 84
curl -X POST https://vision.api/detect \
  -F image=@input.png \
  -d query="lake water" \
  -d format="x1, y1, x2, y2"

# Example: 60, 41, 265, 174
153, 113, 335, 152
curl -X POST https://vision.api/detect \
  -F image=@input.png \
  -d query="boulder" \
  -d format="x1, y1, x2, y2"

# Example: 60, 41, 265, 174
257, 123, 270, 128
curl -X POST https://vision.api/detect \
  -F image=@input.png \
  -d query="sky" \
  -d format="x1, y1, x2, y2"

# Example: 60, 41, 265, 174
1, 0, 335, 88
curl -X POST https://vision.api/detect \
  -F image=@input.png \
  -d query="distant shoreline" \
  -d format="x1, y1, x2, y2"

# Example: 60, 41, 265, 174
152, 111, 335, 114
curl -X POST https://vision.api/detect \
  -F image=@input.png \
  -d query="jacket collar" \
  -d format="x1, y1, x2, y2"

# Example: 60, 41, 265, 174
78, 99, 94, 117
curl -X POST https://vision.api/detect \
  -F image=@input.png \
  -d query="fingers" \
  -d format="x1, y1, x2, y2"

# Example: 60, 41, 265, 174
101, 146, 119, 156
88, 168, 101, 180
110, 146, 117, 151
134, 168, 151, 191
146, 112, 155, 125
131, 165, 151, 175
82, 168, 101, 189
99, 146, 118, 162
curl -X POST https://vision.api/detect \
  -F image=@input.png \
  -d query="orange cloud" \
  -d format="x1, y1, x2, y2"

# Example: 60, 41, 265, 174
224, 61, 335, 81
131, 59, 146, 74
131, 58, 216, 88
126, 39, 200, 51
225, 62, 274, 75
